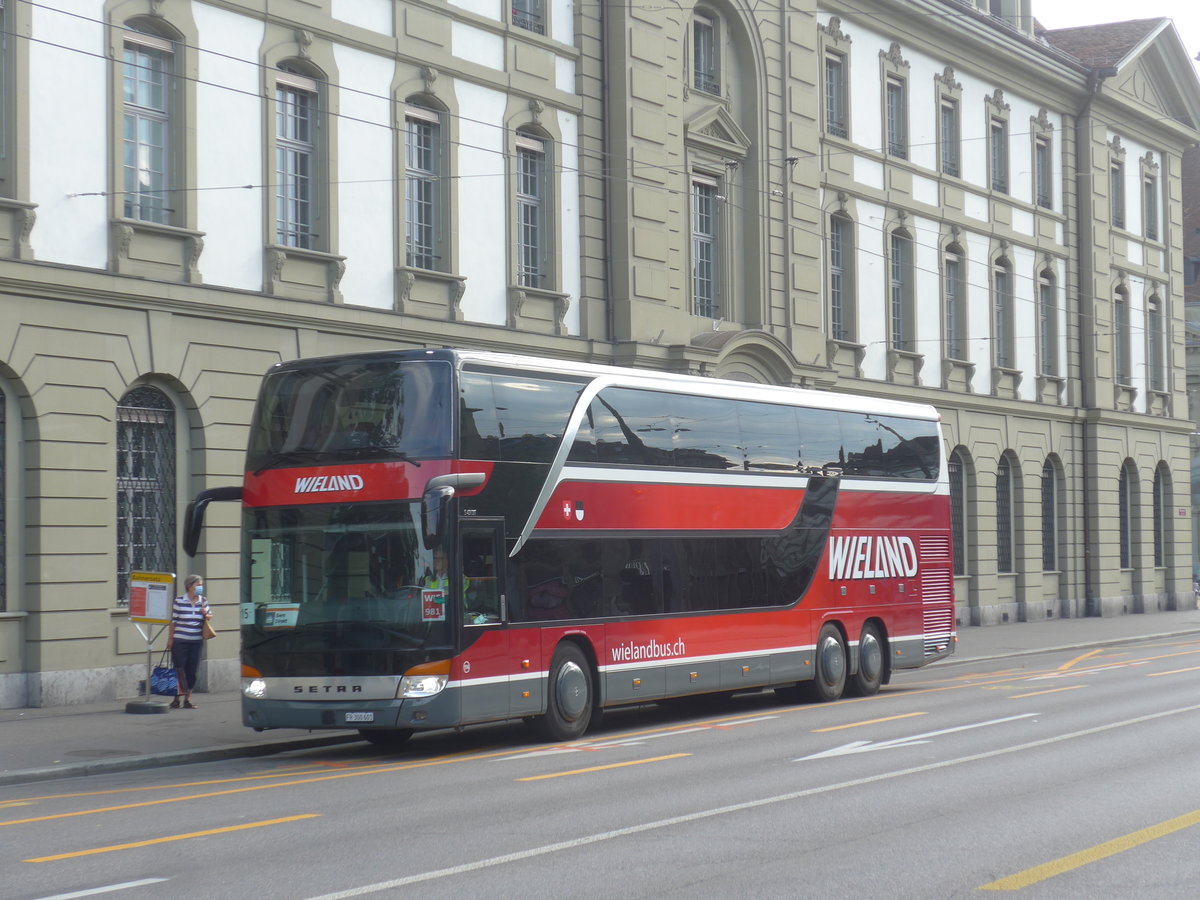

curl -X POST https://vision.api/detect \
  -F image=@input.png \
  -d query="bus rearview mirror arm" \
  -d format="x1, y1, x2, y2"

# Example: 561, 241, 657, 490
183, 486, 243, 558
421, 473, 486, 550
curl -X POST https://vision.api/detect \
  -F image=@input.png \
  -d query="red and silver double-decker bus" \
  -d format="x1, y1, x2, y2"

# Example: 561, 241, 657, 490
185, 348, 955, 747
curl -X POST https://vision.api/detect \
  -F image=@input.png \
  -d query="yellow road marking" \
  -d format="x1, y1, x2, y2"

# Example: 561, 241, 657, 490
517, 753, 690, 782
24, 814, 319, 863
1146, 665, 1200, 677
1057, 649, 1103, 671
813, 712, 927, 732
979, 808, 1200, 890
1007, 685, 1088, 699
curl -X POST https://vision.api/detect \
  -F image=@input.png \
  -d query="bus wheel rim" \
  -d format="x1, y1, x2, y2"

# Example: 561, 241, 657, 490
556, 660, 588, 721
820, 634, 845, 683
860, 632, 881, 681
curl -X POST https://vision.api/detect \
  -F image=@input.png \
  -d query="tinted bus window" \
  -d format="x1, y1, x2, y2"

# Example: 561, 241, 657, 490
592, 389, 674, 467
460, 372, 583, 463
249, 359, 452, 469
839, 413, 938, 479
671, 394, 742, 469
740, 402, 800, 472
796, 407, 845, 471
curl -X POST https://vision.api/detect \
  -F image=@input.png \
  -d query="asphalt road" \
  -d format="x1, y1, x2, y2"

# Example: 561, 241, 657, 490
4, 634, 1199, 899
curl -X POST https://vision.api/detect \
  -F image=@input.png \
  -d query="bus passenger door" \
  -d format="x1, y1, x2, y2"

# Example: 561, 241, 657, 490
458, 524, 517, 722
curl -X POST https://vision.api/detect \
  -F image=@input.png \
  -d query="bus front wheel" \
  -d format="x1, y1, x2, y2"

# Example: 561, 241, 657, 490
808, 624, 847, 702
537, 643, 594, 742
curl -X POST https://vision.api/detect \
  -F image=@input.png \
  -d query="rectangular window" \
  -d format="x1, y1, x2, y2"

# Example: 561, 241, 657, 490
1148, 296, 1164, 392
890, 232, 911, 350
886, 78, 907, 158
825, 54, 847, 138
1035, 137, 1052, 208
1114, 292, 1130, 385
990, 118, 1008, 193
123, 32, 174, 224
693, 15, 719, 95
516, 134, 545, 287
993, 266, 1012, 369
944, 254, 963, 360
692, 176, 719, 318
275, 71, 317, 249
405, 106, 440, 270
512, 0, 545, 35
829, 217, 847, 340
1111, 161, 1125, 229
940, 100, 959, 177
1039, 274, 1057, 376
1143, 174, 1158, 241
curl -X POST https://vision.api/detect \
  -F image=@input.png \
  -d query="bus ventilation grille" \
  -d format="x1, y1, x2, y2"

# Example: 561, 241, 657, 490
922, 604, 954, 656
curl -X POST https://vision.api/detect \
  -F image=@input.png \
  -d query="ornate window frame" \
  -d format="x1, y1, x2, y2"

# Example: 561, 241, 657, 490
986, 89, 1010, 194
1030, 108, 1054, 209
819, 17, 852, 140
880, 43, 909, 159
935, 67, 962, 178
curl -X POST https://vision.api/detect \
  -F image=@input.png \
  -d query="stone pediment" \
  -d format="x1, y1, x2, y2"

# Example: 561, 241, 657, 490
684, 106, 751, 156
1105, 27, 1200, 130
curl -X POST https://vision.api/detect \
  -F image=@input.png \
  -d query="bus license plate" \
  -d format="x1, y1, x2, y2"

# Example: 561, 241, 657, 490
344, 712, 374, 723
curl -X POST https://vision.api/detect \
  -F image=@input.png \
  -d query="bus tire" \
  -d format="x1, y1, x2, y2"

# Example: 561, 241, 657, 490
807, 623, 847, 702
359, 728, 413, 750
847, 622, 884, 697
537, 643, 594, 742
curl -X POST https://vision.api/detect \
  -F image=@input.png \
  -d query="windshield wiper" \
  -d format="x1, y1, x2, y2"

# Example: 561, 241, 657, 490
253, 450, 319, 475
338, 445, 422, 466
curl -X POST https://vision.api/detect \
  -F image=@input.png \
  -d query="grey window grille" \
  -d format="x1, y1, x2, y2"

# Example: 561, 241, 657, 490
886, 79, 906, 158
940, 101, 959, 176
996, 456, 1013, 573
1041, 459, 1057, 572
990, 119, 1008, 192
1111, 162, 1125, 229
1153, 467, 1166, 567
116, 386, 176, 605
889, 231, 911, 350
944, 254, 963, 359
1143, 176, 1158, 241
1035, 138, 1052, 208
993, 265, 1013, 368
1039, 274, 1057, 376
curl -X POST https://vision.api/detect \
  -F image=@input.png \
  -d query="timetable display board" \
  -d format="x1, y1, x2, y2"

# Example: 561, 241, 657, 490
128, 571, 175, 624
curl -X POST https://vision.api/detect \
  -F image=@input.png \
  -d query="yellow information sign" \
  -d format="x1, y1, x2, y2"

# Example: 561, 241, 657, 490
128, 571, 176, 624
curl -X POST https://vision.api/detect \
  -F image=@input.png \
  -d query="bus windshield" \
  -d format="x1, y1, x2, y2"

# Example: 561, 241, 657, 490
247, 358, 453, 471
241, 501, 453, 676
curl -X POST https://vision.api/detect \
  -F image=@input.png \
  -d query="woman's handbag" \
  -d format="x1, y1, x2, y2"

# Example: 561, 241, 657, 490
202, 618, 217, 641
151, 651, 178, 696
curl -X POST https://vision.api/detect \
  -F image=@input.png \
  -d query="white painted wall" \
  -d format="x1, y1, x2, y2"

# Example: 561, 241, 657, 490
455, 82, 509, 325
193, 5, 264, 291
332, 0, 394, 36
558, 109, 581, 334
29, 1, 107, 269
452, 22, 505, 71
335, 46, 396, 309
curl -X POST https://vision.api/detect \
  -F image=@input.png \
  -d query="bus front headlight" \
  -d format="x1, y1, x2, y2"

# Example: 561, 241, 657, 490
243, 678, 267, 699
399, 660, 452, 698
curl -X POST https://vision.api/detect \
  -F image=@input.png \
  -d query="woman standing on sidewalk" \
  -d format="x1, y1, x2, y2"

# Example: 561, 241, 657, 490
167, 574, 211, 710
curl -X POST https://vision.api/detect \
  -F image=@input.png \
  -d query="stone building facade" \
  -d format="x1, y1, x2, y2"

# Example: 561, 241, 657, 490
1, 0, 1197, 706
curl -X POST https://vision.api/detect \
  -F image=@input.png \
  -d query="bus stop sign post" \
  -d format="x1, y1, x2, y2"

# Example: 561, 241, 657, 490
125, 571, 175, 715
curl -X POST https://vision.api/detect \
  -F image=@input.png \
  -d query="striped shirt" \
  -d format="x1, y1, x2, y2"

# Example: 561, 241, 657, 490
171, 595, 211, 643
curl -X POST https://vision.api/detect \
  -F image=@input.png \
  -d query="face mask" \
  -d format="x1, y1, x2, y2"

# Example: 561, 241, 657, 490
194, 585, 204, 596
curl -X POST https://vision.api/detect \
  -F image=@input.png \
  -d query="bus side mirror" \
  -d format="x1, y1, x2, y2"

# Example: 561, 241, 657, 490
421, 472, 487, 550
422, 486, 455, 550
183, 486, 243, 558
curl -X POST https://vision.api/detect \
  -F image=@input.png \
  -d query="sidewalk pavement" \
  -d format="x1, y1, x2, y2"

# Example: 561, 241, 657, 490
3, 608, 1200, 787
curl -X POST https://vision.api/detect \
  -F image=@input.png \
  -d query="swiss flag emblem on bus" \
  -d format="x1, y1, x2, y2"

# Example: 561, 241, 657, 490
562, 500, 586, 522
562, 500, 573, 520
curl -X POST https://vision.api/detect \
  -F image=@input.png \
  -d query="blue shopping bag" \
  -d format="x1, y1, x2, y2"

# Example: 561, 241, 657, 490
151, 651, 178, 696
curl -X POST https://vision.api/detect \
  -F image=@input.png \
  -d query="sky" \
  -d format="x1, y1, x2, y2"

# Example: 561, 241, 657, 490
1033, 1, 1200, 78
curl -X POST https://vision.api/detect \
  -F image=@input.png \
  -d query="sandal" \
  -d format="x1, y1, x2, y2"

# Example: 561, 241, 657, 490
169, 698, 181, 709
184, 700, 197, 709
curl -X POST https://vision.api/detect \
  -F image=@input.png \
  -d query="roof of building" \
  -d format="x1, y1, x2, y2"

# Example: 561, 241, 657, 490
1038, 18, 1167, 68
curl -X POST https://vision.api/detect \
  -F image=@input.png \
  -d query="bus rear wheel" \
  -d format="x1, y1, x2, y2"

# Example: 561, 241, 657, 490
807, 623, 847, 702
848, 622, 885, 697
359, 728, 413, 750
536, 643, 594, 742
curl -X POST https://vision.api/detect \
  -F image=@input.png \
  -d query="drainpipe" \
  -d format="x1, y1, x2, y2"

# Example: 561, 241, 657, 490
1074, 65, 1117, 616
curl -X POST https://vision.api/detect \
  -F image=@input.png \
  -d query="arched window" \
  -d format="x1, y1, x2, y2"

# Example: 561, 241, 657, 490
996, 455, 1014, 573
1041, 458, 1058, 571
889, 229, 914, 351
828, 215, 855, 341
943, 244, 966, 360
1038, 270, 1058, 376
116, 386, 176, 604
1153, 464, 1170, 567
993, 257, 1013, 369
1119, 460, 1137, 569
949, 449, 967, 576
